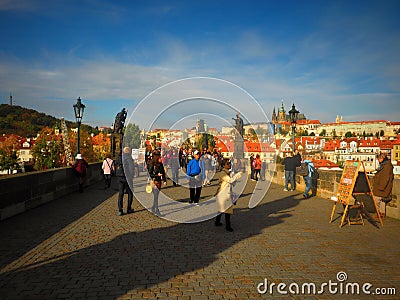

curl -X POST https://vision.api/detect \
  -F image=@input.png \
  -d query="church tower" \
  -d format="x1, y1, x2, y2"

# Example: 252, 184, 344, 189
278, 99, 286, 123
272, 107, 277, 124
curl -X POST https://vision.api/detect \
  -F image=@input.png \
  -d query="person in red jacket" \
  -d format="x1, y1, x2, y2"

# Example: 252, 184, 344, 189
253, 154, 262, 181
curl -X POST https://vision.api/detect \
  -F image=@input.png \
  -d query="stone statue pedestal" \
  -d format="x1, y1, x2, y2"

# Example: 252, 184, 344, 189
111, 133, 123, 159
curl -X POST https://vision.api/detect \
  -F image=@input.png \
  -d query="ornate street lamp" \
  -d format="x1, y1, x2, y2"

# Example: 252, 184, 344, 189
288, 103, 299, 153
73, 97, 85, 154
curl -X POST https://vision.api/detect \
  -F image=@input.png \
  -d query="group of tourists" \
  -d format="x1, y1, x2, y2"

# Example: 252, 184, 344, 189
280, 149, 316, 199
249, 153, 268, 181
74, 145, 394, 232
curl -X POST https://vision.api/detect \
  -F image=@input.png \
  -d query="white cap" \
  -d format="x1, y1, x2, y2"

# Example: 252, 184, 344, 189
76, 153, 82, 159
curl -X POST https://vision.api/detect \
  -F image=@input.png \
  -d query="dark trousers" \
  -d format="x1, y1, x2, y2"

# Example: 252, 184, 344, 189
216, 213, 232, 229
104, 174, 112, 188
254, 169, 260, 181
250, 168, 255, 180
118, 178, 133, 212
189, 177, 202, 203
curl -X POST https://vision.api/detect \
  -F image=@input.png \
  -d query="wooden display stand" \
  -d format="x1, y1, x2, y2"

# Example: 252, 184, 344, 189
330, 160, 382, 227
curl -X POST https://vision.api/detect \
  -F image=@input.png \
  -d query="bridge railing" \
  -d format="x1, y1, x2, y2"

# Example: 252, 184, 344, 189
1, 162, 398, 221
271, 164, 399, 219
0, 162, 103, 221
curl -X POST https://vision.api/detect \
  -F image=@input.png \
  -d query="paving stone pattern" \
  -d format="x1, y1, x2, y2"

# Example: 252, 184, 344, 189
0, 171, 399, 299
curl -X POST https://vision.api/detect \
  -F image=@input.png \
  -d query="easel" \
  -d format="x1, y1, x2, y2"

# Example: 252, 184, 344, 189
330, 161, 382, 227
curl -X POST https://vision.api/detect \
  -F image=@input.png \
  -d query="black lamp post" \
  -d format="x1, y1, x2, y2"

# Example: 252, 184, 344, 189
288, 103, 299, 153
73, 97, 85, 154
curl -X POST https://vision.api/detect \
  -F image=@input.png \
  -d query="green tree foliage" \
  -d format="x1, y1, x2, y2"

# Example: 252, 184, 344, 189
123, 123, 141, 149
319, 129, 326, 136
345, 131, 353, 138
32, 127, 64, 170
0, 104, 96, 137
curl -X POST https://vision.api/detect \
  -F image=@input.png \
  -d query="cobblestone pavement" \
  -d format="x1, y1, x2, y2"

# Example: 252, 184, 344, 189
0, 171, 399, 299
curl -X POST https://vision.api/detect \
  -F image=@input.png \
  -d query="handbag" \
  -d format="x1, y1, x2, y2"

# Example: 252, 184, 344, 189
145, 179, 152, 194
230, 190, 239, 205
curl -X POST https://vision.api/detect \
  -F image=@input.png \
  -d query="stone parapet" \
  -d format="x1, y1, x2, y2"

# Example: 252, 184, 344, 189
0, 162, 103, 221
271, 165, 399, 219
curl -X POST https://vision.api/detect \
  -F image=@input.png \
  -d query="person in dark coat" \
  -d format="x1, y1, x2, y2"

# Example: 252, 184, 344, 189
115, 147, 135, 216
373, 152, 394, 217
281, 150, 301, 191
148, 151, 167, 214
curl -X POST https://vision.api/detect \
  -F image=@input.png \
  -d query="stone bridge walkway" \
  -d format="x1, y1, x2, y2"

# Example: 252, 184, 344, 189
0, 173, 399, 299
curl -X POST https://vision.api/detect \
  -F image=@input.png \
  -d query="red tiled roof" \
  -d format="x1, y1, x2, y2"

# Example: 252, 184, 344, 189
312, 159, 339, 169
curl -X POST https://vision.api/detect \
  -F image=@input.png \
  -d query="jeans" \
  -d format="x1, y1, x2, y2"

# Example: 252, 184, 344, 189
303, 176, 312, 197
171, 167, 179, 186
118, 178, 133, 212
189, 177, 202, 203
285, 170, 295, 190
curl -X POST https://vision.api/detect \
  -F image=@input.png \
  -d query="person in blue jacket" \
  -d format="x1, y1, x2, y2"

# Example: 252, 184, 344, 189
302, 159, 315, 199
186, 150, 205, 205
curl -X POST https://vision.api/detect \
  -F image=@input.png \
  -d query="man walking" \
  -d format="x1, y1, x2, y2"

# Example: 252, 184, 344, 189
186, 150, 204, 205
115, 147, 135, 216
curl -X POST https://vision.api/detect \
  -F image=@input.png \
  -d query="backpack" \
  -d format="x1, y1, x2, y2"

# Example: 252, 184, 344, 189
75, 160, 87, 175
296, 162, 309, 176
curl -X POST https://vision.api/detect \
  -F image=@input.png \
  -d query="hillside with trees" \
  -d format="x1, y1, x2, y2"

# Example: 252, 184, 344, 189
0, 104, 97, 137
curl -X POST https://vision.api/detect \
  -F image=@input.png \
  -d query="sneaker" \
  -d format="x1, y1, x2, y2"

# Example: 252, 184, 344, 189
283, 188, 288, 191
127, 208, 134, 214
303, 194, 309, 199
118, 211, 124, 216
194, 203, 199, 206
226, 227, 234, 232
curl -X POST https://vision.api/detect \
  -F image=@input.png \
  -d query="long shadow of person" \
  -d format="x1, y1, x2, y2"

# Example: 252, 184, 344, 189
0, 191, 302, 299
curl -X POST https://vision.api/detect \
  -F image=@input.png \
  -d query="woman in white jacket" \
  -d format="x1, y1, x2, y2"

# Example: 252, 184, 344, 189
215, 160, 242, 232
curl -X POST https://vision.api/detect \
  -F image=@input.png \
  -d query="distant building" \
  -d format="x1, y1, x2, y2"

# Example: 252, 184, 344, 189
271, 100, 306, 125
319, 119, 388, 137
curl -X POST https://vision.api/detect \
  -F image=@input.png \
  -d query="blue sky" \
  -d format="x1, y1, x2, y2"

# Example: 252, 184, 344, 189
0, 0, 399, 130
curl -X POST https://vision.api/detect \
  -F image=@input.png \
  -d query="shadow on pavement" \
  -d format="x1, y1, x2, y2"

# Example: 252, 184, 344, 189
0, 179, 116, 271
0, 186, 302, 299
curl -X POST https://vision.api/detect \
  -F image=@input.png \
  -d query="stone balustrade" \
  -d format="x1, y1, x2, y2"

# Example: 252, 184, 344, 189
0, 162, 103, 220
271, 165, 399, 219
1, 162, 398, 221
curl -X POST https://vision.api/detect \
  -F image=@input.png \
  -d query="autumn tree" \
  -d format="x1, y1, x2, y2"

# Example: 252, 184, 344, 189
92, 132, 111, 160
69, 129, 98, 163
31, 127, 64, 170
0, 135, 20, 173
